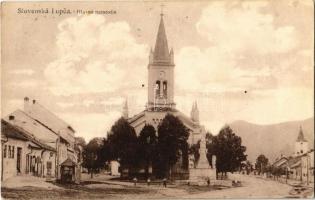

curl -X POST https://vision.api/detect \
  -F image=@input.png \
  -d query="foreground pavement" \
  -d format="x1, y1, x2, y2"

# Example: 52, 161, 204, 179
1, 173, 314, 199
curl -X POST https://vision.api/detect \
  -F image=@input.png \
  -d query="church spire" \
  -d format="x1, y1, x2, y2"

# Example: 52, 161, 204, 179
153, 11, 170, 63
122, 99, 128, 119
297, 126, 307, 142
190, 101, 199, 123
194, 101, 199, 123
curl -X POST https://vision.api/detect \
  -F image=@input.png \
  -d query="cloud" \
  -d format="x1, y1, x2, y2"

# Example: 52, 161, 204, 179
9, 69, 35, 75
44, 14, 148, 96
37, 3, 312, 142
196, 1, 298, 54
9, 80, 40, 88
174, 1, 303, 94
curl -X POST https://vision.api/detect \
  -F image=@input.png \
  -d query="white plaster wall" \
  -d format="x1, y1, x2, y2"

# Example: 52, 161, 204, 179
2, 138, 27, 181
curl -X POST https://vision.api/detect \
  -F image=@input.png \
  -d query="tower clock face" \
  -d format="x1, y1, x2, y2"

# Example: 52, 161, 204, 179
159, 71, 165, 78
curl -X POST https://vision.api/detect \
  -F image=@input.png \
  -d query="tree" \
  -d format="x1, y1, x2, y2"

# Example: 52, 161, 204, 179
75, 137, 87, 147
98, 137, 112, 168
156, 114, 189, 177
107, 117, 139, 175
255, 154, 269, 175
137, 124, 157, 177
207, 126, 247, 178
205, 132, 215, 168
245, 160, 253, 175
82, 137, 103, 178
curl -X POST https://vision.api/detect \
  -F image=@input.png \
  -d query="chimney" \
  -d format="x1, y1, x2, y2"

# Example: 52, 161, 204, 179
24, 97, 30, 112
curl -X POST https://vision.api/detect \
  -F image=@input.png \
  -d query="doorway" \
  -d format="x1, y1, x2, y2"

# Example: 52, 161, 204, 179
17, 147, 22, 173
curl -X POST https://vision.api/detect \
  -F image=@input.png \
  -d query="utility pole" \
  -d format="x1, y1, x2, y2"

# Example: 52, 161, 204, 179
306, 154, 309, 185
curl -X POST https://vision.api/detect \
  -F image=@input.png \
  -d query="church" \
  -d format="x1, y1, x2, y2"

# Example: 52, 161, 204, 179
123, 12, 211, 178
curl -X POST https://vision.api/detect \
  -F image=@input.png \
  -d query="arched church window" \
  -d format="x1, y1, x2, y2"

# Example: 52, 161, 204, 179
163, 81, 167, 97
155, 81, 160, 97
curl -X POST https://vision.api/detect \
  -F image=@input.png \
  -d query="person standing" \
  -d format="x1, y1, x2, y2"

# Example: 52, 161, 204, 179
133, 177, 137, 186
163, 178, 167, 187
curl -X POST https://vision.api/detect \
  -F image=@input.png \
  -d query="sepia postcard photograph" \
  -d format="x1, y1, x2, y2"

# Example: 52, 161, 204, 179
0, 0, 314, 199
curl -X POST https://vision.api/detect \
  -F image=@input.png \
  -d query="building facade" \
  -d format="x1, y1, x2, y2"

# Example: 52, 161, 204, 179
1, 119, 56, 181
1, 97, 81, 183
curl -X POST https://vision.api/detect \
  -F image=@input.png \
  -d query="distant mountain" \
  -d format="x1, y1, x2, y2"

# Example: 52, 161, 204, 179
229, 117, 314, 163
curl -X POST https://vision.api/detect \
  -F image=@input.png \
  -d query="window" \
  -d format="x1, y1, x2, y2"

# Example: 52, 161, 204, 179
47, 161, 52, 176
12, 146, 15, 158
155, 81, 160, 97
163, 81, 167, 97
3, 145, 7, 158
26, 155, 29, 172
8, 146, 11, 158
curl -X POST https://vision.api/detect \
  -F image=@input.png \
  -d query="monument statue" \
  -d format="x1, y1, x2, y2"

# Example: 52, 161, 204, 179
196, 133, 210, 169
212, 155, 216, 169
189, 131, 217, 185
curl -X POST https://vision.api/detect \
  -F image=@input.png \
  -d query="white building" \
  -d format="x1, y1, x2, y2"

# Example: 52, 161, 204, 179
295, 126, 308, 156
1, 97, 81, 183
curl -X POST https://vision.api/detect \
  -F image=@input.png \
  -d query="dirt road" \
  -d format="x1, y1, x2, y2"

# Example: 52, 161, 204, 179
2, 174, 313, 199
182, 174, 309, 199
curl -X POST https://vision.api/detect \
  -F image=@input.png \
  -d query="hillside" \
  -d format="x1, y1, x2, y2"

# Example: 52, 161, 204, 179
229, 117, 314, 163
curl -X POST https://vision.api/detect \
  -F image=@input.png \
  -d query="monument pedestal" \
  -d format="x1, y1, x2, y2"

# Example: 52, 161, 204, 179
189, 167, 216, 185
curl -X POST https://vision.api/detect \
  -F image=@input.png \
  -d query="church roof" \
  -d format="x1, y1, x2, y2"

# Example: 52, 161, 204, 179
297, 126, 307, 142
153, 15, 170, 62
127, 111, 145, 124
128, 109, 199, 132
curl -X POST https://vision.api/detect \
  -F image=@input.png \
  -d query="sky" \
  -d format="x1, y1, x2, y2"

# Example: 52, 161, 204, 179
1, 0, 314, 142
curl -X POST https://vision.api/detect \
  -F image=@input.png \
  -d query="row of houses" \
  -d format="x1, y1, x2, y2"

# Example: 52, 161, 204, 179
271, 127, 314, 184
1, 97, 83, 183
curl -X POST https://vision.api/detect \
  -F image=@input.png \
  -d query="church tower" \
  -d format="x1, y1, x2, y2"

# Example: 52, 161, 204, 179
295, 126, 308, 156
147, 12, 175, 111
122, 99, 128, 119
190, 101, 199, 124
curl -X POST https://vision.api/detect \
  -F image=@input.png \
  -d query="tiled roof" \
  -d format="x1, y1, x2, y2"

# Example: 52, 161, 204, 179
288, 156, 302, 168
128, 111, 145, 124
1, 119, 56, 152
3, 110, 58, 147
128, 109, 199, 132
60, 158, 76, 166
23, 100, 75, 144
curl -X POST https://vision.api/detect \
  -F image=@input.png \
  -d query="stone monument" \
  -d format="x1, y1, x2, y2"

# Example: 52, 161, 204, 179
189, 132, 216, 185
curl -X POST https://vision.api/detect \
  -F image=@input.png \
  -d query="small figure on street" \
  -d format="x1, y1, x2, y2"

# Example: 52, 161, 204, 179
133, 177, 137, 186
163, 178, 167, 187
147, 178, 151, 186
207, 178, 210, 186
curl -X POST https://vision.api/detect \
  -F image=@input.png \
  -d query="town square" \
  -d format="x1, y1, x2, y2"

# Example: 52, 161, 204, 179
1, 1, 314, 199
